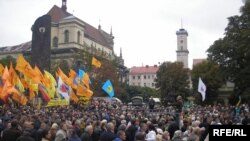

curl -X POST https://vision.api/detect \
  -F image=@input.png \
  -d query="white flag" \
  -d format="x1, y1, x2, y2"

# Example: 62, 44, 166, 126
57, 76, 70, 101
198, 77, 206, 101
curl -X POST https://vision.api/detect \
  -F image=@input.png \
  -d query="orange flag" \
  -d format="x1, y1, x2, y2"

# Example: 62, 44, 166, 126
33, 65, 44, 84
9, 63, 18, 85
15, 54, 37, 83
57, 68, 71, 86
2, 66, 9, 82
0, 80, 12, 103
70, 88, 79, 103
0, 63, 4, 76
76, 84, 93, 97
92, 57, 101, 68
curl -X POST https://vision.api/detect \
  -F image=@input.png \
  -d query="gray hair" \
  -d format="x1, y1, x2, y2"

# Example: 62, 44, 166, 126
85, 125, 93, 132
107, 122, 114, 131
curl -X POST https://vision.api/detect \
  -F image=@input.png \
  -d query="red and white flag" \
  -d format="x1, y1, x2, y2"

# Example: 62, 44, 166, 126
198, 77, 206, 101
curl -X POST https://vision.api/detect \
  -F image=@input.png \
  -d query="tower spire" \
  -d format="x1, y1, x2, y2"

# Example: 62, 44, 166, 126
120, 47, 123, 58
62, 0, 67, 12
110, 26, 113, 36
181, 18, 183, 29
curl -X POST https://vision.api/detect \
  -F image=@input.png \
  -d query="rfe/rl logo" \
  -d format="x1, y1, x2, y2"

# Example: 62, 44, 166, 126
213, 129, 247, 136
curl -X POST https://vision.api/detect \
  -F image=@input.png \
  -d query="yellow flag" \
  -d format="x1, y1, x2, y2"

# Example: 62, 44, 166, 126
44, 71, 57, 98
92, 57, 101, 68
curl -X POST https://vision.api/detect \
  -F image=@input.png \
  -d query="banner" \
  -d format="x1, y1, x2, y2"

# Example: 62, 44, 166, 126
46, 99, 70, 107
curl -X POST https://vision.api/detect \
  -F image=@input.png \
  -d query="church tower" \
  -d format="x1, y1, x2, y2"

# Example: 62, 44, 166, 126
176, 28, 189, 68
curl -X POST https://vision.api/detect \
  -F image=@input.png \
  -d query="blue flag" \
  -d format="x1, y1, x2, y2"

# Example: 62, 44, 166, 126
78, 69, 85, 81
102, 80, 114, 97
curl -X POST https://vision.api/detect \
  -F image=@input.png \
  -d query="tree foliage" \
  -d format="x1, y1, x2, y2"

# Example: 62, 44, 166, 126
207, 2, 250, 96
191, 61, 224, 104
155, 62, 190, 104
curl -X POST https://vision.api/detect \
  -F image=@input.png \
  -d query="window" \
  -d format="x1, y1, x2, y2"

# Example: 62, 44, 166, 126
144, 83, 146, 86
180, 40, 183, 43
77, 31, 81, 43
181, 46, 183, 50
148, 75, 150, 79
152, 83, 155, 87
64, 30, 69, 43
138, 82, 140, 86
132, 76, 135, 79
52, 37, 58, 47
137, 76, 140, 79
144, 75, 146, 79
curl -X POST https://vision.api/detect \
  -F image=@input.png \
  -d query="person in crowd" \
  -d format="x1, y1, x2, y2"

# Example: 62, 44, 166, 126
2, 120, 21, 141
148, 97, 155, 112
125, 118, 138, 141
80, 125, 93, 141
114, 130, 126, 141
68, 129, 81, 141
161, 131, 170, 141
41, 129, 51, 141
135, 132, 146, 141
172, 130, 182, 141
16, 129, 35, 141
145, 124, 156, 141
54, 123, 68, 141
100, 122, 116, 141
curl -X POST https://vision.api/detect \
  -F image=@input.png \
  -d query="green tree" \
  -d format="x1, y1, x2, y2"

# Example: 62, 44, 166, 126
0, 55, 16, 67
155, 62, 190, 105
207, 2, 250, 97
191, 60, 224, 104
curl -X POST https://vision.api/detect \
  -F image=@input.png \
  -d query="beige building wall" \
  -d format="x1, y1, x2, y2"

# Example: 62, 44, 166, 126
129, 73, 157, 88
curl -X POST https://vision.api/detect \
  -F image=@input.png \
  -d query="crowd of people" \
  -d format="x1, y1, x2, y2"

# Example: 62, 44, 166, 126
0, 98, 249, 141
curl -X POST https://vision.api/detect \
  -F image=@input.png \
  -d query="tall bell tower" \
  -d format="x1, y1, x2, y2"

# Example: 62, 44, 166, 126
176, 27, 189, 68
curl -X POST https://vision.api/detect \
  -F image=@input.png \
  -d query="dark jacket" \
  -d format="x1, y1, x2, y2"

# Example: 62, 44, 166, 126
2, 127, 21, 141
100, 131, 116, 141
80, 132, 92, 141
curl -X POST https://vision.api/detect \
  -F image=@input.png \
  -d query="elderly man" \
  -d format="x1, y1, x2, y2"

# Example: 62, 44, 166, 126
80, 125, 93, 141
100, 122, 116, 141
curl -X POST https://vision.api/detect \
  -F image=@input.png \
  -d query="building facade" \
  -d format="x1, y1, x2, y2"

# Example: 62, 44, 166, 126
128, 65, 159, 89
176, 28, 189, 68
0, 0, 119, 65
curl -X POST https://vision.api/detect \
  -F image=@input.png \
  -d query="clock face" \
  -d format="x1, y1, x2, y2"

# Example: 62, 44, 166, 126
39, 27, 46, 33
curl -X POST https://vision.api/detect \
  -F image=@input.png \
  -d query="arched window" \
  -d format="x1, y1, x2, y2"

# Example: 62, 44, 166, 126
64, 30, 69, 43
77, 31, 81, 44
53, 37, 58, 47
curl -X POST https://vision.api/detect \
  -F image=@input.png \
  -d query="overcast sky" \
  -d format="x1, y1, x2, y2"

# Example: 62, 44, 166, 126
0, 0, 244, 68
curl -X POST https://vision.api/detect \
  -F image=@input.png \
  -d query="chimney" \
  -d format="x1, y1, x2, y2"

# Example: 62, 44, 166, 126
146, 65, 149, 68
62, 0, 67, 12
154, 65, 157, 67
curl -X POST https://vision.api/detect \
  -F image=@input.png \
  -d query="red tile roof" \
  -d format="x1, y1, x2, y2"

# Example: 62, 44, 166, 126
193, 59, 206, 66
47, 5, 112, 48
47, 5, 72, 23
130, 66, 159, 75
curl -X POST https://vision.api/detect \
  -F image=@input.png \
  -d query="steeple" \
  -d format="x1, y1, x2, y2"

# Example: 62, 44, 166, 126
120, 47, 123, 58
62, 0, 67, 12
110, 26, 113, 36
